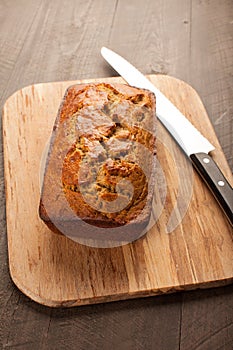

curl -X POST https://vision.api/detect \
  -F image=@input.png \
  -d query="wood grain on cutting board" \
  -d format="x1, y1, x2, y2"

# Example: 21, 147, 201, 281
2, 75, 233, 307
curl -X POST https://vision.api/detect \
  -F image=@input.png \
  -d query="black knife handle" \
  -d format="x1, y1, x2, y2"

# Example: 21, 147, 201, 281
190, 152, 233, 226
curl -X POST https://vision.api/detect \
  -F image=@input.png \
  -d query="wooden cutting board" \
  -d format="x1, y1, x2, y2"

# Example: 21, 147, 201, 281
2, 75, 233, 307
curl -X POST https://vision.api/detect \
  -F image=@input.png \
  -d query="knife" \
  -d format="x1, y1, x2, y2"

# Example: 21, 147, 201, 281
101, 47, 233, 226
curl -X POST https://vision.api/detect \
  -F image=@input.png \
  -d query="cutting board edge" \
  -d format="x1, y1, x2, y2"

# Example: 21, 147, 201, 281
9, 266, 233, 308
2, 76, 118, 109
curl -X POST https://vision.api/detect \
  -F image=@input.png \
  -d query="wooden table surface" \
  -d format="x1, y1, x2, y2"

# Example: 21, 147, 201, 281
0, 1, 232, 349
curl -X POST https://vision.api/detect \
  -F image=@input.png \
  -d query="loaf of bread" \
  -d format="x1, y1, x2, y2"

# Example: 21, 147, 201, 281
39, 82, 156, 241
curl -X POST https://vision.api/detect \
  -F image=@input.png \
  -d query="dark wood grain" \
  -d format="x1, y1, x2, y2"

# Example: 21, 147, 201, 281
189, 0, 233, 171
0, 0, 232, 349
180, 285, 233, 350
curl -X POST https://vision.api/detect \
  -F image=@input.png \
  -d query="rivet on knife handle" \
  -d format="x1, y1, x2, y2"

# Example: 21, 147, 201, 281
190, 153, 233, 226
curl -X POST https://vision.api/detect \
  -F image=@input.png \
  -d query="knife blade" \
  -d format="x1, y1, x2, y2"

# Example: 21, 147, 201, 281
101, 47, 233, 226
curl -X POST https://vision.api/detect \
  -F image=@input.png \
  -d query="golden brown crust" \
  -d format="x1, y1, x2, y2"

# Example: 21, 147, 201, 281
39, 83, 156, 240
